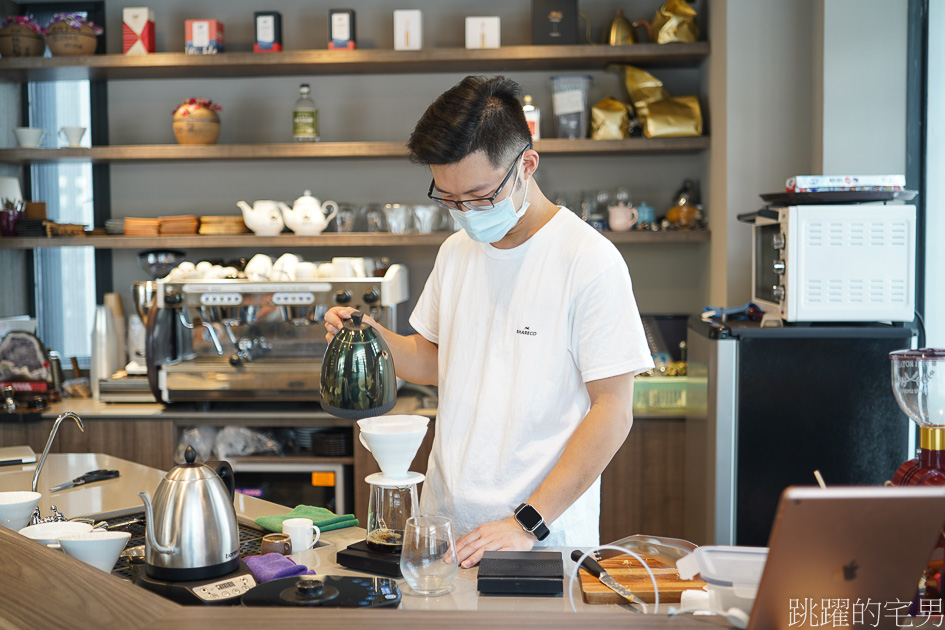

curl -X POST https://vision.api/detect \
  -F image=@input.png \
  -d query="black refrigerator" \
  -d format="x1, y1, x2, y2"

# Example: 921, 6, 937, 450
684, 316, 916, 547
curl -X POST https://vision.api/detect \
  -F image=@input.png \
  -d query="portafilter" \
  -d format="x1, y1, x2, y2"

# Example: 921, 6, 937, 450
320, 311, 396, 419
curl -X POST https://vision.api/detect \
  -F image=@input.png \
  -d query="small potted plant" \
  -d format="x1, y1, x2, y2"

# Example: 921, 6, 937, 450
45, 13, 102, 56
0, 16, 46, 58
172, 98, 223, 145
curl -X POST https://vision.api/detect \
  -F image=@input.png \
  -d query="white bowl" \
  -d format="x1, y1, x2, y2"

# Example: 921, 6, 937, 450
59, 531, 131, 572
18, 521, 93, 545
0, 491, 42, 531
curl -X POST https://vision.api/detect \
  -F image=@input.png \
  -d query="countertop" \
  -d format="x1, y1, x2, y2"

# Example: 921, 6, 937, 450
0, 453, 729, 630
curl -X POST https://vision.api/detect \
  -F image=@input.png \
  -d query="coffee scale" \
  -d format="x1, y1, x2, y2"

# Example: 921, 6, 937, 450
336, 415, 430, 577
889, 349, 945, 607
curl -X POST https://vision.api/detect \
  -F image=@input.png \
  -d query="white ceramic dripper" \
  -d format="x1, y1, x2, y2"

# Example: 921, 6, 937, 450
357, 415, 428, 481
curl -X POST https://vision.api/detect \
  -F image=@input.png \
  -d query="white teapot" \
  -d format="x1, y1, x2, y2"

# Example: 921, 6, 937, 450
237, 200, 288, 236
283, 190, 339, 236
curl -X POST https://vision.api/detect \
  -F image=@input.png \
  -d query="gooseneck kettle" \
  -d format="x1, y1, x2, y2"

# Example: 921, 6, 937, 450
138, 446, 240, 581
320, 310, 397, 419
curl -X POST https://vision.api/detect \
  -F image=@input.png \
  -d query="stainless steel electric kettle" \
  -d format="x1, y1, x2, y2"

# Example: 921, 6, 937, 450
320, 310, 397, 419
138, 445, 240, 581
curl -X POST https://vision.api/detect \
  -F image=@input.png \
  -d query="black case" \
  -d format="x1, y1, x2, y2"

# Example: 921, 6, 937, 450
477, 551, 563, 596
531, 0, 578, 45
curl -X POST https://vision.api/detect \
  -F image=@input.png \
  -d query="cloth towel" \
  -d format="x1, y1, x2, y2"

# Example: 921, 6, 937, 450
244, 553, 315, 583
255, 505, 359, 533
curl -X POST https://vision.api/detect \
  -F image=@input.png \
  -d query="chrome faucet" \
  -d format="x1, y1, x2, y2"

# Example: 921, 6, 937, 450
30, 411, 85, 524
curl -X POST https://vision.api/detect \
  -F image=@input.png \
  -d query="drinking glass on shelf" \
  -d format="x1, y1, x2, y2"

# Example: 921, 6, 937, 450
364, 204, 387, 233
399, 515, 458, 596
614, 187, 632, 208
413, 204, 438, 234
384, 204, 413, 235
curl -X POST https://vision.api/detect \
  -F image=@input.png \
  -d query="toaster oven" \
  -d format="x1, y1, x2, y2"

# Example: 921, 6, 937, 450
749, 204, 916, 322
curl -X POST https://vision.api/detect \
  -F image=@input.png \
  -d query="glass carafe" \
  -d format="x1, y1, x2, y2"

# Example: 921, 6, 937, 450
366, 479, 419, 553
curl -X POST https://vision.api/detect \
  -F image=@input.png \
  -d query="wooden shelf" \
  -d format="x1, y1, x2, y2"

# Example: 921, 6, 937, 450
0, 42, 709, 81
0, 230, 709, 250
0, 137, 709, 164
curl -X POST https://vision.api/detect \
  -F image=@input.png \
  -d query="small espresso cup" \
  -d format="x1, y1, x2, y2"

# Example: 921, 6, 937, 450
58, 126, 87, 147
260, 532, 292, 555
282, 517, 320, 552
14, 127, 46, 148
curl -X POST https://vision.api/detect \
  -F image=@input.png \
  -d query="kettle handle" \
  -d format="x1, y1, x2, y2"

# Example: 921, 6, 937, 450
206, 459, 235, 500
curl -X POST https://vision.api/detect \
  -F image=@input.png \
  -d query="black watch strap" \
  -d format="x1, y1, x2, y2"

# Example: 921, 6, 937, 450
514, 502, 550, 541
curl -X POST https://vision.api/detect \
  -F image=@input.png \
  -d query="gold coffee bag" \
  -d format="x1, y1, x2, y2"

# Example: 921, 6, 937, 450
591, 97, 631, 140
644, 95, 703, 138
623, 65, 670, 127
650, 0, 700, 44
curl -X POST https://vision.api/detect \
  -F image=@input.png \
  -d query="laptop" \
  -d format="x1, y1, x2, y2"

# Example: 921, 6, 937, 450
0, 445, 37, 466
748, 486, 945, 630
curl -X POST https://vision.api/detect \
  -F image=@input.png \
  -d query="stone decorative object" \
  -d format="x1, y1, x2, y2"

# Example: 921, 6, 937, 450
45, 13, 102, 56
172, 98, 222, 145
0, 16, 46, 58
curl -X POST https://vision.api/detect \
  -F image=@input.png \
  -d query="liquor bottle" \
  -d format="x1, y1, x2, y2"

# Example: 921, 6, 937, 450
522, 95, 541, 140
293, 83, 319, 142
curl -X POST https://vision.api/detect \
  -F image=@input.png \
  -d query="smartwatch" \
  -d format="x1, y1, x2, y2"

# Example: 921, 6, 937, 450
514, 503, 550, 541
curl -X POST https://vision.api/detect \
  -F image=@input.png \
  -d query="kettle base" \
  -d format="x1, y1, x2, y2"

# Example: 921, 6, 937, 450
143, 556, 240, 582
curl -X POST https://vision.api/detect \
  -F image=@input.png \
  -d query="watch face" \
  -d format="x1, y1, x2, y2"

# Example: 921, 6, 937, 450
515, 504, 543, 530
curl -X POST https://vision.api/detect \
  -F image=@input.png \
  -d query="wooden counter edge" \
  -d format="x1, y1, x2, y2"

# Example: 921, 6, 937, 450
0, 526, 732, 630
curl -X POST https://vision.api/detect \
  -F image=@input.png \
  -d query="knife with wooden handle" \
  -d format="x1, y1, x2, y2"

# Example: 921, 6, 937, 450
571, 549, 638, 605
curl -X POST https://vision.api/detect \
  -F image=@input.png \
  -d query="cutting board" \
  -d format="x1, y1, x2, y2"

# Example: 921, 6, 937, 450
577, 554, 706, 604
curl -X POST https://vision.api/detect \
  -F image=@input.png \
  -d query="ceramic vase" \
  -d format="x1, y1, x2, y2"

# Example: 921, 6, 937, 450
46, 21, 97, 56
0, 24, 45, 57
173, 108, 221, 145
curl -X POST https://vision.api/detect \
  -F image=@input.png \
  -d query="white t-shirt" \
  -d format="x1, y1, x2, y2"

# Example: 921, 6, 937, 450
409, 208, 654, 547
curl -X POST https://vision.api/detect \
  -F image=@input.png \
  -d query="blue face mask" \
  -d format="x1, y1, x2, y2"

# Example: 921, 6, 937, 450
449, 171, 531, 243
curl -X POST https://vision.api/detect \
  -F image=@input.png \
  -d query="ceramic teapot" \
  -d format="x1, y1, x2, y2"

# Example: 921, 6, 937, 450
237, 200, 288, 236
283, 190, 339, 236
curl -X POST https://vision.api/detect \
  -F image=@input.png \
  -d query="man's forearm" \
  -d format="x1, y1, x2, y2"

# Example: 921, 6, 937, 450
371, 322, 439, 386
525, 373, 635, 524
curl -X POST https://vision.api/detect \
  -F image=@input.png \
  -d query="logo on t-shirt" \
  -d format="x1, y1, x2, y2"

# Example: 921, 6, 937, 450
516, 326, 537, 337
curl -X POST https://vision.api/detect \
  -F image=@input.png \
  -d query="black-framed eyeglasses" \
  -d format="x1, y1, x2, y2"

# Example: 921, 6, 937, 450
427, 146, 529, 212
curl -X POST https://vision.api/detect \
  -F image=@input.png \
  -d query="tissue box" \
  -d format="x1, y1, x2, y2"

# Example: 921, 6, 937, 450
253, 12, 282, 53
394, 10, 421, 51
185, 19, 224, 54
531, 0, 578, 45
122, 7, 155, 55
465, 17, 500, 49
329, 9, 356, 50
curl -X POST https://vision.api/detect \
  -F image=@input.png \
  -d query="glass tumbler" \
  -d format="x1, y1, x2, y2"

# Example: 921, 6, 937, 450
399, 515, 458, 596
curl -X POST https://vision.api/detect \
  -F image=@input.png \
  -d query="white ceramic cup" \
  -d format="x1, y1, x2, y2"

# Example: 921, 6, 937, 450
244, 254, 273, 281
14, 127, 46, 148
58, 126, 86, 147
331, 257, 367, 278
59, 531, 131, 572
0, 491, 42, 531
294, 261, 319, 280
282, 517, 320, 552
317, 262, 336, 279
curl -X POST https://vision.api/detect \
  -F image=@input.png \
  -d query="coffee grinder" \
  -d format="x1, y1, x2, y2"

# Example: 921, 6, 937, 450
336, 415, 429, 576
890, 349, 945, 485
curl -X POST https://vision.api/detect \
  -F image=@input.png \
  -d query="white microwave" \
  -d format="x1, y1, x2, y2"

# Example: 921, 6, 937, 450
750, 204, 916, 322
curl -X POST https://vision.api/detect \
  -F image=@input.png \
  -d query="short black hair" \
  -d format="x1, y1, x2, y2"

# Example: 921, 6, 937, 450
407, 75, 532, 169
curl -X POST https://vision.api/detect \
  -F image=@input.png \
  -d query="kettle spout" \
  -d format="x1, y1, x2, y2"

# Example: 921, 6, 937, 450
138, 491, 176, 555
236, 200, 253, 217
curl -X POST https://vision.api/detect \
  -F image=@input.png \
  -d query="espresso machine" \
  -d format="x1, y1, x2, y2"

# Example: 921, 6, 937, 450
145, 265, 408, 404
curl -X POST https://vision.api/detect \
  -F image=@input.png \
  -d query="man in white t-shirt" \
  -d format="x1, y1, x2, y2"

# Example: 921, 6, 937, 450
325, 75, 653, 568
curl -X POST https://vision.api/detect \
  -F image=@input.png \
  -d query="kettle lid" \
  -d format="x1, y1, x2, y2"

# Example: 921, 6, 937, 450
294, 189, 317, 205
166, 445, 216, 481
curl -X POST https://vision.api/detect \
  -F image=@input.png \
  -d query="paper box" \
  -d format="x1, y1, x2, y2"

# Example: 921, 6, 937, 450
329, 9, 356, 50
465, 17, 500, 49
531, 0, 578, 45
122, 7, 155, 55
254, 12, 282, 53
185, 19, 224, 54
394, 10, 421, 51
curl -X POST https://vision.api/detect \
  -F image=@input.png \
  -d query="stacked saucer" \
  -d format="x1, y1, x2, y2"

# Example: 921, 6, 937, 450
199, 215, 248, 235
311, 429, 352, 457
159, 215, 199, 235
124, 217, 160, 236
15, 219, 46, 237
105, 219, 125, 235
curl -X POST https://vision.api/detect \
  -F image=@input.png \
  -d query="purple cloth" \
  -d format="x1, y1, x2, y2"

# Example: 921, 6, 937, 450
244, 553, 315, 583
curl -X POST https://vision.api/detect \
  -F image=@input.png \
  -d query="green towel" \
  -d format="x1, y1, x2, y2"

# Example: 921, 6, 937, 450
255, 505, 359, 533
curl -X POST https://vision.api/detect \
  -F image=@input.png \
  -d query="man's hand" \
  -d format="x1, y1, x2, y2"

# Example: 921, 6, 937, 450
455, 517, 536, 568
324, 306, 376, 343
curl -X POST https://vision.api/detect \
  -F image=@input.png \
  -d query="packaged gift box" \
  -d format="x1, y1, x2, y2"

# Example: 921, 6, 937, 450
465, 17, 500, 49
394, 10, 421, 51
185, 19, 224, 54
329, 9, 356, 50
122, 7, 155, 55
254, 11, 282, 53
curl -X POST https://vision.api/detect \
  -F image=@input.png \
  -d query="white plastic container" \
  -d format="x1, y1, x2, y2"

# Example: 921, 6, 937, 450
676, 546, 768, 614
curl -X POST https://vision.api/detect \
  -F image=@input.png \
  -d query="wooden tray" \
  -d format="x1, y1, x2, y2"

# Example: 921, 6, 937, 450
577, 554, 706, 604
